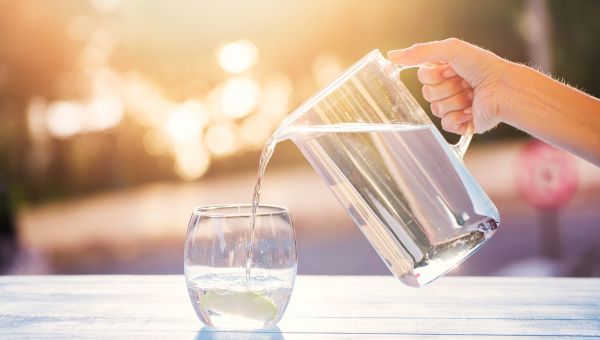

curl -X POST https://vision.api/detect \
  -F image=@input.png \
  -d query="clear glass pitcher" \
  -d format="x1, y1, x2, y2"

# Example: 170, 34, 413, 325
278, 49, 500, 287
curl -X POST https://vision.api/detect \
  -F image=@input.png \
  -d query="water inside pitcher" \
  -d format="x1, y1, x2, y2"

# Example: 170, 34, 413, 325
278, 49, 500, 287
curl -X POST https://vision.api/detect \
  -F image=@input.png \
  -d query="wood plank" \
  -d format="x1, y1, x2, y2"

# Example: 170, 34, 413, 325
0, 275, 598, 338
0, 330, 594, 340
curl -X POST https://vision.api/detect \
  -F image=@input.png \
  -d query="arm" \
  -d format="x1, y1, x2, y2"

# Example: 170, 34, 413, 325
502, 62, 600, 165
387, 38, 600, 166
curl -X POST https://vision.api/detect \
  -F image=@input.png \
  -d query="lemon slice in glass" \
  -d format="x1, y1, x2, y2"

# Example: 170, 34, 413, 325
200, 291, 277, 321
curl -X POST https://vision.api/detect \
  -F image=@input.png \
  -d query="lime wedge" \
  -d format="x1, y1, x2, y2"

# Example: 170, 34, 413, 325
200, 291, 277, 321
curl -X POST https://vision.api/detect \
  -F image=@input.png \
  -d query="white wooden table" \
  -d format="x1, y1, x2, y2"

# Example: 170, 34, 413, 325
0, 276, 598, 339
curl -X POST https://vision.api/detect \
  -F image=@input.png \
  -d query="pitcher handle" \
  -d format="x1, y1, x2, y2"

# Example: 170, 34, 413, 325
394, 64, 474, 160
452, 121, 473, 159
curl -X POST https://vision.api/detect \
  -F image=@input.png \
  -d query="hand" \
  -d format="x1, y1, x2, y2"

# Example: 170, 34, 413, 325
388, 38, 514, 134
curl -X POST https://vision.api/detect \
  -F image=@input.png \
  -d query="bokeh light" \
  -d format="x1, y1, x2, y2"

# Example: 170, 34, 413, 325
173, 143, 211, 180
27, 98, 48, 138
204, 124, 238, 157
122, 73, 170, 128
166, 100, 209, 146
2, 0, 600, 281
46, 101, 85, 139
85, 94, 124, 131
217, 40, 258, 74
21, 11, 298, 182
219, 76, 261, 119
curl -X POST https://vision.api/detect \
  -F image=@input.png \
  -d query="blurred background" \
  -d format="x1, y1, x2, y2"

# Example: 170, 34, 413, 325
1, 0, 599, 277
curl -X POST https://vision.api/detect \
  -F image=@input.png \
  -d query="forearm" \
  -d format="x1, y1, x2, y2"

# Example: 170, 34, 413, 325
500, 63, 600, 165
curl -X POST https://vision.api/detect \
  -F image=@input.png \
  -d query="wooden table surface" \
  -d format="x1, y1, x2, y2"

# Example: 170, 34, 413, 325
0, 275, 599, 339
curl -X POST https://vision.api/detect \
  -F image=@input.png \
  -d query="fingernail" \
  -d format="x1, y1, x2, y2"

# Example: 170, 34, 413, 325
467, 91, 474, 100
387, 49, 407, 60
431, 103, 438, 115
461, 79, 470, 89
443, 68, 457, 78
464, 107, 472, 115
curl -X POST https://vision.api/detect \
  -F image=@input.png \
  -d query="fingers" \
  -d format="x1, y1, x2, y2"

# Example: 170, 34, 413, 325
417, 64, 457, 85
388, 38, 506, 135
387, 38, 464, 66
432, 89, 474, 135
430, 91, 474, 118
441, 109, 473, 134
422, 77, 470, 102
416, 61, 474, 134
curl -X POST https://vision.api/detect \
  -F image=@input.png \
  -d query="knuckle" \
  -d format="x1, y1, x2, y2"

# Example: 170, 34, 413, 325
460, 78, 470, 90
441, 37, 462, 60
410, 43, 426, 56
444, 37, 460, 46
451, 85, 463, 97
404, 46, 415, 57
461, 93, 472, 106
451, 93, 469, 109
412, 42, 425, 50
453, 78, 465, 92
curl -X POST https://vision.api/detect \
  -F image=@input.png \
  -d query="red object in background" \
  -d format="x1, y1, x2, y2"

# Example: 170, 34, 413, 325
516, 140, 578, 211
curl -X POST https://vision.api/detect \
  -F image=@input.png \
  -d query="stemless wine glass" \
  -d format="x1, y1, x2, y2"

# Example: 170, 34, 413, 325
184, 204, 297, 331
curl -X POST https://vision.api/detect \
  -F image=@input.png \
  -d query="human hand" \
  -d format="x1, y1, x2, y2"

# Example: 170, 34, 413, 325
388, 38, 514, 134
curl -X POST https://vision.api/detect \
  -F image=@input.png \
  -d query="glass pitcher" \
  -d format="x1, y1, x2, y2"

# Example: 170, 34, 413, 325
277, 49, 500, 287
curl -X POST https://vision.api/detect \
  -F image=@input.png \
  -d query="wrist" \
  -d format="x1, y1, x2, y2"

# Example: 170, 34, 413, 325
495, 61, 529, 124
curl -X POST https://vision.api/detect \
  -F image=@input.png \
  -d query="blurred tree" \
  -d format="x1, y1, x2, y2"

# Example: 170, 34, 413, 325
550, 0, 600, 97
0, 1, 75, 206
0, 180, 16, 273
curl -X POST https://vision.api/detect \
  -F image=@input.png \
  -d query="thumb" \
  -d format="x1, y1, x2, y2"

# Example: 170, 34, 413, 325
387, 38, 461, 66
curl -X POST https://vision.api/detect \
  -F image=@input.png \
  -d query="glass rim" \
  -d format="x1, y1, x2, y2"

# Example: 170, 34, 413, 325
193, 204, 289, 218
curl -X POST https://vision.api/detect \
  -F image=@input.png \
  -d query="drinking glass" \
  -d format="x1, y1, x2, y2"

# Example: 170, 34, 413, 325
184, 204, 297, 330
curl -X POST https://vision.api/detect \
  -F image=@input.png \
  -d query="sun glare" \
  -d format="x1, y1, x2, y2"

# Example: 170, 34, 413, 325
23, 16, 296, 180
